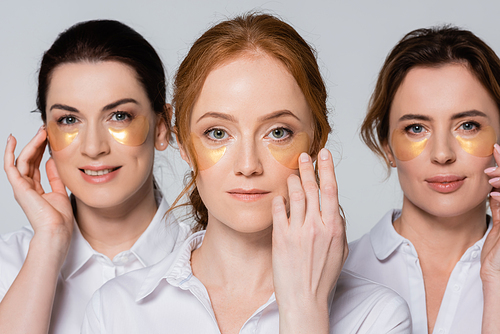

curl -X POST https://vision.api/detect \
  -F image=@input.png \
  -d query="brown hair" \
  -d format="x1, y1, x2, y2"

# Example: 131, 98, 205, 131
172, 12, 330, 231
361, 25, 500, 169
37, 20, 171, 141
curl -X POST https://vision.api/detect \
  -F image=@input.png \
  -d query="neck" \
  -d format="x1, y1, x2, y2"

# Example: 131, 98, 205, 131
191, 217, 274, 293
76, 179, 158, 259
395, 196, 488, 267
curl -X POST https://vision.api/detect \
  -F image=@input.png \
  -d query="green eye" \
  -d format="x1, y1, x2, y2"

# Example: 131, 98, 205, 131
269, 127, 290, 140
210, 129, 226, 140
112, 112, 130, 122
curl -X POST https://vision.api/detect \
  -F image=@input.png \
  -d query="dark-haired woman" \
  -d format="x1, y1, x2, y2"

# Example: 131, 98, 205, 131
1, 20, 188, 333
82, 13, 411, 333
345, 26, 500, 334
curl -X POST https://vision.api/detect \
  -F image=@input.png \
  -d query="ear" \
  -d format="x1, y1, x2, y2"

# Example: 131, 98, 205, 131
383, 140, 396, 167
154, 104, 172, 151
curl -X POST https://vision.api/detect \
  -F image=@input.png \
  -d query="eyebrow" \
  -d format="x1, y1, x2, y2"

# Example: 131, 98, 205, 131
258, 110, 300, 122
398, 114, 432, 122
196, 112, 237, 124
49, 98, 139, 113
451, 109, 488, 120
195, 109, 300, 124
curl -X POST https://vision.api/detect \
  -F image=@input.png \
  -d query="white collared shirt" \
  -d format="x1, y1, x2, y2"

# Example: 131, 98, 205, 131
0, 193, 190, 334
344, 209, 492, 334
82, 230, 411, 334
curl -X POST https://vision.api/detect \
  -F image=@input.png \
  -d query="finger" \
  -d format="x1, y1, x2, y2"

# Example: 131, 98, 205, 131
15, 127, 47, 177
4, 135, 23, 187
272, 196, 289, 235
298, 152, 320, 219
287, 173, 306, 229
318, 148, 340, 228
46, 158, 66, 195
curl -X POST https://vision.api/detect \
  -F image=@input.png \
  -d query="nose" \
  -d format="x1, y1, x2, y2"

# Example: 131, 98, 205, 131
233, 137, 263, 176
79, 122, 110, 158
430, 131, 456, 165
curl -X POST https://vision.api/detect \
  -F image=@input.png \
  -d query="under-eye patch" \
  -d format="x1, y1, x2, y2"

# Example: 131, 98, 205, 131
191, 134, 227, 170
267, 132, 310, 169
46, 121, 79, 151
391, 129, 428, 161
108, 116, 149, 146
455, 125, 496, 157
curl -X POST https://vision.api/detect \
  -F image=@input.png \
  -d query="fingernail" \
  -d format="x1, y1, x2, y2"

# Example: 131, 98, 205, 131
491, 192, 500, 198
300, 152, 310, 163
485, 167, 497, 173
489, 177, 500, 185
7, 134, 11, 143
37, 126, 44, 134
319, 148, 329, 161
495, 144, 500, 155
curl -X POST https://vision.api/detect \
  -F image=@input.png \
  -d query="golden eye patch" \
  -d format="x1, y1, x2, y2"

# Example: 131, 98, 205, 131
191, 134, 227, 170
267, 132, 310, 169
391, 129, 428, 161
456, 125, 496, 157
46, 121, 79, 151
108, 115, 149, 146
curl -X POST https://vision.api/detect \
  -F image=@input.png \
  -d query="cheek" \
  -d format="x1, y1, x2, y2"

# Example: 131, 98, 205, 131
456, 126, 497, 157
391, 130, 427, 161
190, 134, 227, 171
47, 122, 79, 152
267, 132, 310, 169
108, 116, 150, 146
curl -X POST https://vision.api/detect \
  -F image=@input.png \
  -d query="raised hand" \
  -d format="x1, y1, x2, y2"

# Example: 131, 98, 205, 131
481, 143, 500, 333
4, 128, 73, 250
272, 148, 348, 334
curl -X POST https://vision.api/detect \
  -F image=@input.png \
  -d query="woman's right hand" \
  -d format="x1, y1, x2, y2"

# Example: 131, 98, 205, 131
4, 128, 73, 255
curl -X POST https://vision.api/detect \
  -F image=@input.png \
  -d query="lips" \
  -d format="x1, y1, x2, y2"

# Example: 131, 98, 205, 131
425, 175, 466, 193
78, 165, 121, 184
227, 188, 271, 202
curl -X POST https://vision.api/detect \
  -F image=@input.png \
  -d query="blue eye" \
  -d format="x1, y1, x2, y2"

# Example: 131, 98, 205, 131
111, 112, 131, 122
460, 122, 478, 131
208, 129, 227, 140
409, 125, 423, 134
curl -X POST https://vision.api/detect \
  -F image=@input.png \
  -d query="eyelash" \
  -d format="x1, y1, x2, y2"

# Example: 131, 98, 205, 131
403, 121, 482, 135
57, 114, 79, 126
458, 121, 481, 132
266, 127, 294, 142
109, 111, 133, 122
204, 128, 229, 142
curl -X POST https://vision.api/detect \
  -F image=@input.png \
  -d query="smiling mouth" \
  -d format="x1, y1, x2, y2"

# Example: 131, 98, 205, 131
79, 167, 121, 176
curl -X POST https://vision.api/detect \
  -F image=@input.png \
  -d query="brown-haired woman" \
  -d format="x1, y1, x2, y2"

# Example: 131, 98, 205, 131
1, 20, 189, 333
82, 13, 411, 333
345, 26, 500, 334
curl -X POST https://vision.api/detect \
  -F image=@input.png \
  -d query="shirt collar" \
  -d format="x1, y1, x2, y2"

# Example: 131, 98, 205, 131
61, 191, 177, 280
129, 194, 179, 267
369, 209, 407, 260
370, 209, 493, 261
136, 231, 205, 302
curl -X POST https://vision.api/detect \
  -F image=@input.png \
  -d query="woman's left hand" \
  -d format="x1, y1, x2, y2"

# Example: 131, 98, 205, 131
272, 148, 348, 334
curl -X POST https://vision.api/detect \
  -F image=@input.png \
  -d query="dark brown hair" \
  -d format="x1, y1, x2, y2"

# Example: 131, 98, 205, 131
172, 13, 330, 231
36, 20, 171, 137
361, 26, 500, 168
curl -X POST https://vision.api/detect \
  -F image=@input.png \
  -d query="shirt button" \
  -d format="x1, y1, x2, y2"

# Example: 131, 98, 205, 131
453, 284, 461, 292
438, 329, 445, 334
472, 251, 478, 259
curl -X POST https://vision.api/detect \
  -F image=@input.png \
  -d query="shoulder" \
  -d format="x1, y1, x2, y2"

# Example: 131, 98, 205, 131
330, 270, 411, 333
0, 226, 34, 296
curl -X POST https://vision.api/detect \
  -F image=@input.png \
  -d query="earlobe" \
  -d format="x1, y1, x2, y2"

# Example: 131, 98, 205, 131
154, 108, 170, 151
384, 141, 396, 167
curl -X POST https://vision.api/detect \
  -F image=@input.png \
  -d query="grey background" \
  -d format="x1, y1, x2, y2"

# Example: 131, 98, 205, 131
1, 0, 499, 241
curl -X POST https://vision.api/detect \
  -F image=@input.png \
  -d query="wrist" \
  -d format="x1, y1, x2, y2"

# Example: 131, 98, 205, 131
30, 231, 71, 264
